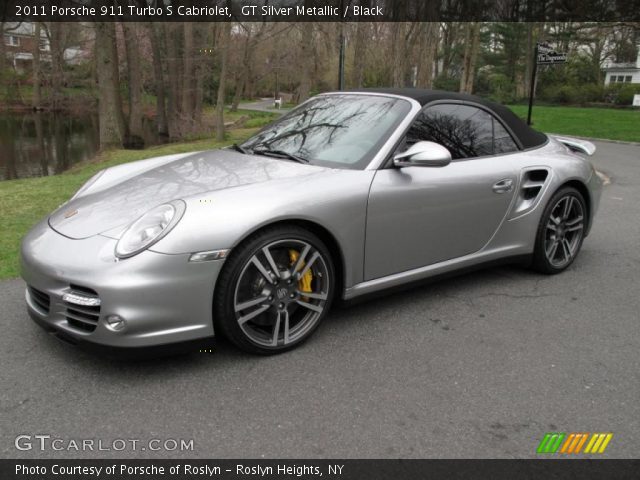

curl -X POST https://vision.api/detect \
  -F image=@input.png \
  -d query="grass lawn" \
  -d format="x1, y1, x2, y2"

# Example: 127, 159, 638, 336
508, 105, 640, 142
0, 128, 260, 280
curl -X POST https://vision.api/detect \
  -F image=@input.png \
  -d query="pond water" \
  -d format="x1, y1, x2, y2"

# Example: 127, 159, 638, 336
0, 112, 160, 181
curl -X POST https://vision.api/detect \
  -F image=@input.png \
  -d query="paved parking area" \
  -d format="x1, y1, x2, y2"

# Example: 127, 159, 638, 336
1, 140, 638, 459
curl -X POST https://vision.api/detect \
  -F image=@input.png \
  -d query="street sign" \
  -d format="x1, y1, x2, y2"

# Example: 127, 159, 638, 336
527, 42, 569, 125
537, 51, 568, 64
536, 42, 567, 64
537, 42, 554, 54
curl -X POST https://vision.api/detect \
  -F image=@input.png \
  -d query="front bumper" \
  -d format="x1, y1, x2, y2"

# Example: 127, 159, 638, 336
20, 219, 224, 349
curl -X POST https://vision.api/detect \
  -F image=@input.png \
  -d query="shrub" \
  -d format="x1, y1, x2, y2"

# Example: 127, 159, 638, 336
579, 83, 605, 103
483, 73, 518, 104
604, 83, 640, 105
433, 74, 459, 92
546, 85, 581, 104
614, 84, 640, 105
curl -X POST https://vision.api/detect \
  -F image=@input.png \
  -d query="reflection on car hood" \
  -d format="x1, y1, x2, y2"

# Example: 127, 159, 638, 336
49, 149, 325, 239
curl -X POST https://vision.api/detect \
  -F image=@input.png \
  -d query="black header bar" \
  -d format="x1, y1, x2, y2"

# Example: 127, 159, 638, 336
2, 0, 640, 22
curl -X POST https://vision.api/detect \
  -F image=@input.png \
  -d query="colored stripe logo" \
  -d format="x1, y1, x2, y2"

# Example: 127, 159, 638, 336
537, 433, 613, 454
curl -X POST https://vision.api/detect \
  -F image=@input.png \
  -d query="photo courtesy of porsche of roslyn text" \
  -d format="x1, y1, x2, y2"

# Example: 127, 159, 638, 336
1, 1, 639, 479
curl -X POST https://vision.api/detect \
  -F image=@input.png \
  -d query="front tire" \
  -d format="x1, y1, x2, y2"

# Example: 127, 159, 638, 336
532, 186, 587, 274
214, 225, 335, 355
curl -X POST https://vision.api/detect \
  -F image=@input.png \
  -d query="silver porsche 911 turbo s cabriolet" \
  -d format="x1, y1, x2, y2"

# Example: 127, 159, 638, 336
21, 88, 602, 355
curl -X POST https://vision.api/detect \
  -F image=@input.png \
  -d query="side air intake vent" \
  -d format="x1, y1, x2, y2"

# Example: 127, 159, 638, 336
28, 286, 50, 314
512, 168, 550, 216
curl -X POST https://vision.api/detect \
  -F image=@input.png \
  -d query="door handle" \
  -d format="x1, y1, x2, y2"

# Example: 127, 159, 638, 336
492, 178, 514, 194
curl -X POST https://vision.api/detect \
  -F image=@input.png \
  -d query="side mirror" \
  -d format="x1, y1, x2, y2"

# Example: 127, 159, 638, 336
393, 141, 452, 168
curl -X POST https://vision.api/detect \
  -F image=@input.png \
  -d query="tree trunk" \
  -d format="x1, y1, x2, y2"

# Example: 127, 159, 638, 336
391, 23, 407, 87
441, 23, 454, 77
165, 23, 182, 139
182, 22, 195, 132
32, 22, 42, 109
123, 22, 144, 146
192, 24, 206, 126
149, 22, 168, 137
34, 112, 48, 176
466, 23, 481, 93
231, 75, 245, 112
460, 22, 480, 93
48, 23, 64, 110
94, 22, 125, 148
416, 22, 439, 88
0, 23, 6, 88
352, 21, 369, 88
231, 29, 252, 111
215, 22, 232, 141
296, 24, 314, 103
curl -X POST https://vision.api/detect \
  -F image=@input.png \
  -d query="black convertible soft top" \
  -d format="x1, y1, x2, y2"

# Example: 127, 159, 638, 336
349, 88, 548, 150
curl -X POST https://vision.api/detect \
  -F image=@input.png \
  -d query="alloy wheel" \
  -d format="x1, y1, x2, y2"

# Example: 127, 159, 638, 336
544, 194, 585, 268
233, 239, 330, 348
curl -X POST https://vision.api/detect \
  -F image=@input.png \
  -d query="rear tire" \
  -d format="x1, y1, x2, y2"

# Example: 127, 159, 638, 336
213, 225, 335, 355
531, 186, 587, 274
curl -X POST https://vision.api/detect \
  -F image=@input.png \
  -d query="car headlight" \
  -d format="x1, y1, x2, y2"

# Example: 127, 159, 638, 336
115, 200, 186, 259
69, 169, 106, 201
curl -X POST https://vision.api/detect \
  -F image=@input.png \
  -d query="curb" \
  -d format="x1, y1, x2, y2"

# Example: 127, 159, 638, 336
595, 170, 612, 186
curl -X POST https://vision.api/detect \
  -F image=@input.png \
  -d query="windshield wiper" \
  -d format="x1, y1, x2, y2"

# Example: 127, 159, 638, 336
251, 149, 309, 164
230, 143, 250, 154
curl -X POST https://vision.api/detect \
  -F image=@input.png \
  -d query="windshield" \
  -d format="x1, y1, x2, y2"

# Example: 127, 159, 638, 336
241, 94, 412, 169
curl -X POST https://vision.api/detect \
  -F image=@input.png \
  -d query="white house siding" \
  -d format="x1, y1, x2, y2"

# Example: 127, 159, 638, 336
605, 70, 640, 85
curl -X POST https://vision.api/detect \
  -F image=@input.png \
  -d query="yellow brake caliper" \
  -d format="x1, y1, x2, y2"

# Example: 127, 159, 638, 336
289, 249, 313, 294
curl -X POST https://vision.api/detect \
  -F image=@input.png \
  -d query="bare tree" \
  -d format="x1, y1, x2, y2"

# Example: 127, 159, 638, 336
47, 23, 65, 110
296, 23, 315, 103
123, 22, 144, 145
215, 21, 232, 141
94, 22, 126, 148
416, 22, 439, 88
32, 22, 42, 109
352, 21, 369, 88
182, 22, 195, 132
164, 23, 183, 138
460, 22, 480, 93
149, 22, 168, 137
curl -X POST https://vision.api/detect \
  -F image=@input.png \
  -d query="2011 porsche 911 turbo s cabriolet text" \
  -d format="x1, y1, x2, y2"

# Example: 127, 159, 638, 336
21, 89, 602, 355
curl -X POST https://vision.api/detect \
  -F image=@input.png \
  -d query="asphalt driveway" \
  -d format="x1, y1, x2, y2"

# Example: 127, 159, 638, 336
1, 140, 638, 459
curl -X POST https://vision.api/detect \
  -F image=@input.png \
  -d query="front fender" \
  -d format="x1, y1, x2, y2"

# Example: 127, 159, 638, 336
151, 169, 376, 289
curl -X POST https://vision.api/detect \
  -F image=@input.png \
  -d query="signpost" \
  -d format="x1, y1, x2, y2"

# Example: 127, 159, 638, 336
527, 42, 568, 125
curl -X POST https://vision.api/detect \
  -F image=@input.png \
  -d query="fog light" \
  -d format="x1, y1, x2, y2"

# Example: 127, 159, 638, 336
105, 314, 126, 332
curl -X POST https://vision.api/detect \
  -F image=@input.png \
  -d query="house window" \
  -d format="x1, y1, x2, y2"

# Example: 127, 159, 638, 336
4, 35, 20, 47
625, 76, 632, 83
39, 38, 50, 51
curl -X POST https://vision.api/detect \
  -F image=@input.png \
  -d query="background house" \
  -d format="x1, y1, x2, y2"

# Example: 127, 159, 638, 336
603, 47, 640, 85
3, 22, 89, 72
3, 22, 50, 72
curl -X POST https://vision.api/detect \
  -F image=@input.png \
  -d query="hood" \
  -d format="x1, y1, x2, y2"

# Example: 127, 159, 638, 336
49, 149, 325, 239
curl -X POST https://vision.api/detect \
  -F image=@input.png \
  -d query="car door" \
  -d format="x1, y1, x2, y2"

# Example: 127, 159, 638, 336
364, 103, 520, 280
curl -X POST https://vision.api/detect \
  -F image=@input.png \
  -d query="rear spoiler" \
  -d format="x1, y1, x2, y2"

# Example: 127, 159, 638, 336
551, 135, 596, 156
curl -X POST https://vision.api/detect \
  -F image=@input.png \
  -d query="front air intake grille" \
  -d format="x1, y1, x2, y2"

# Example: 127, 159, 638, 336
63, 286, 101, 332
28, 286, 50, 314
